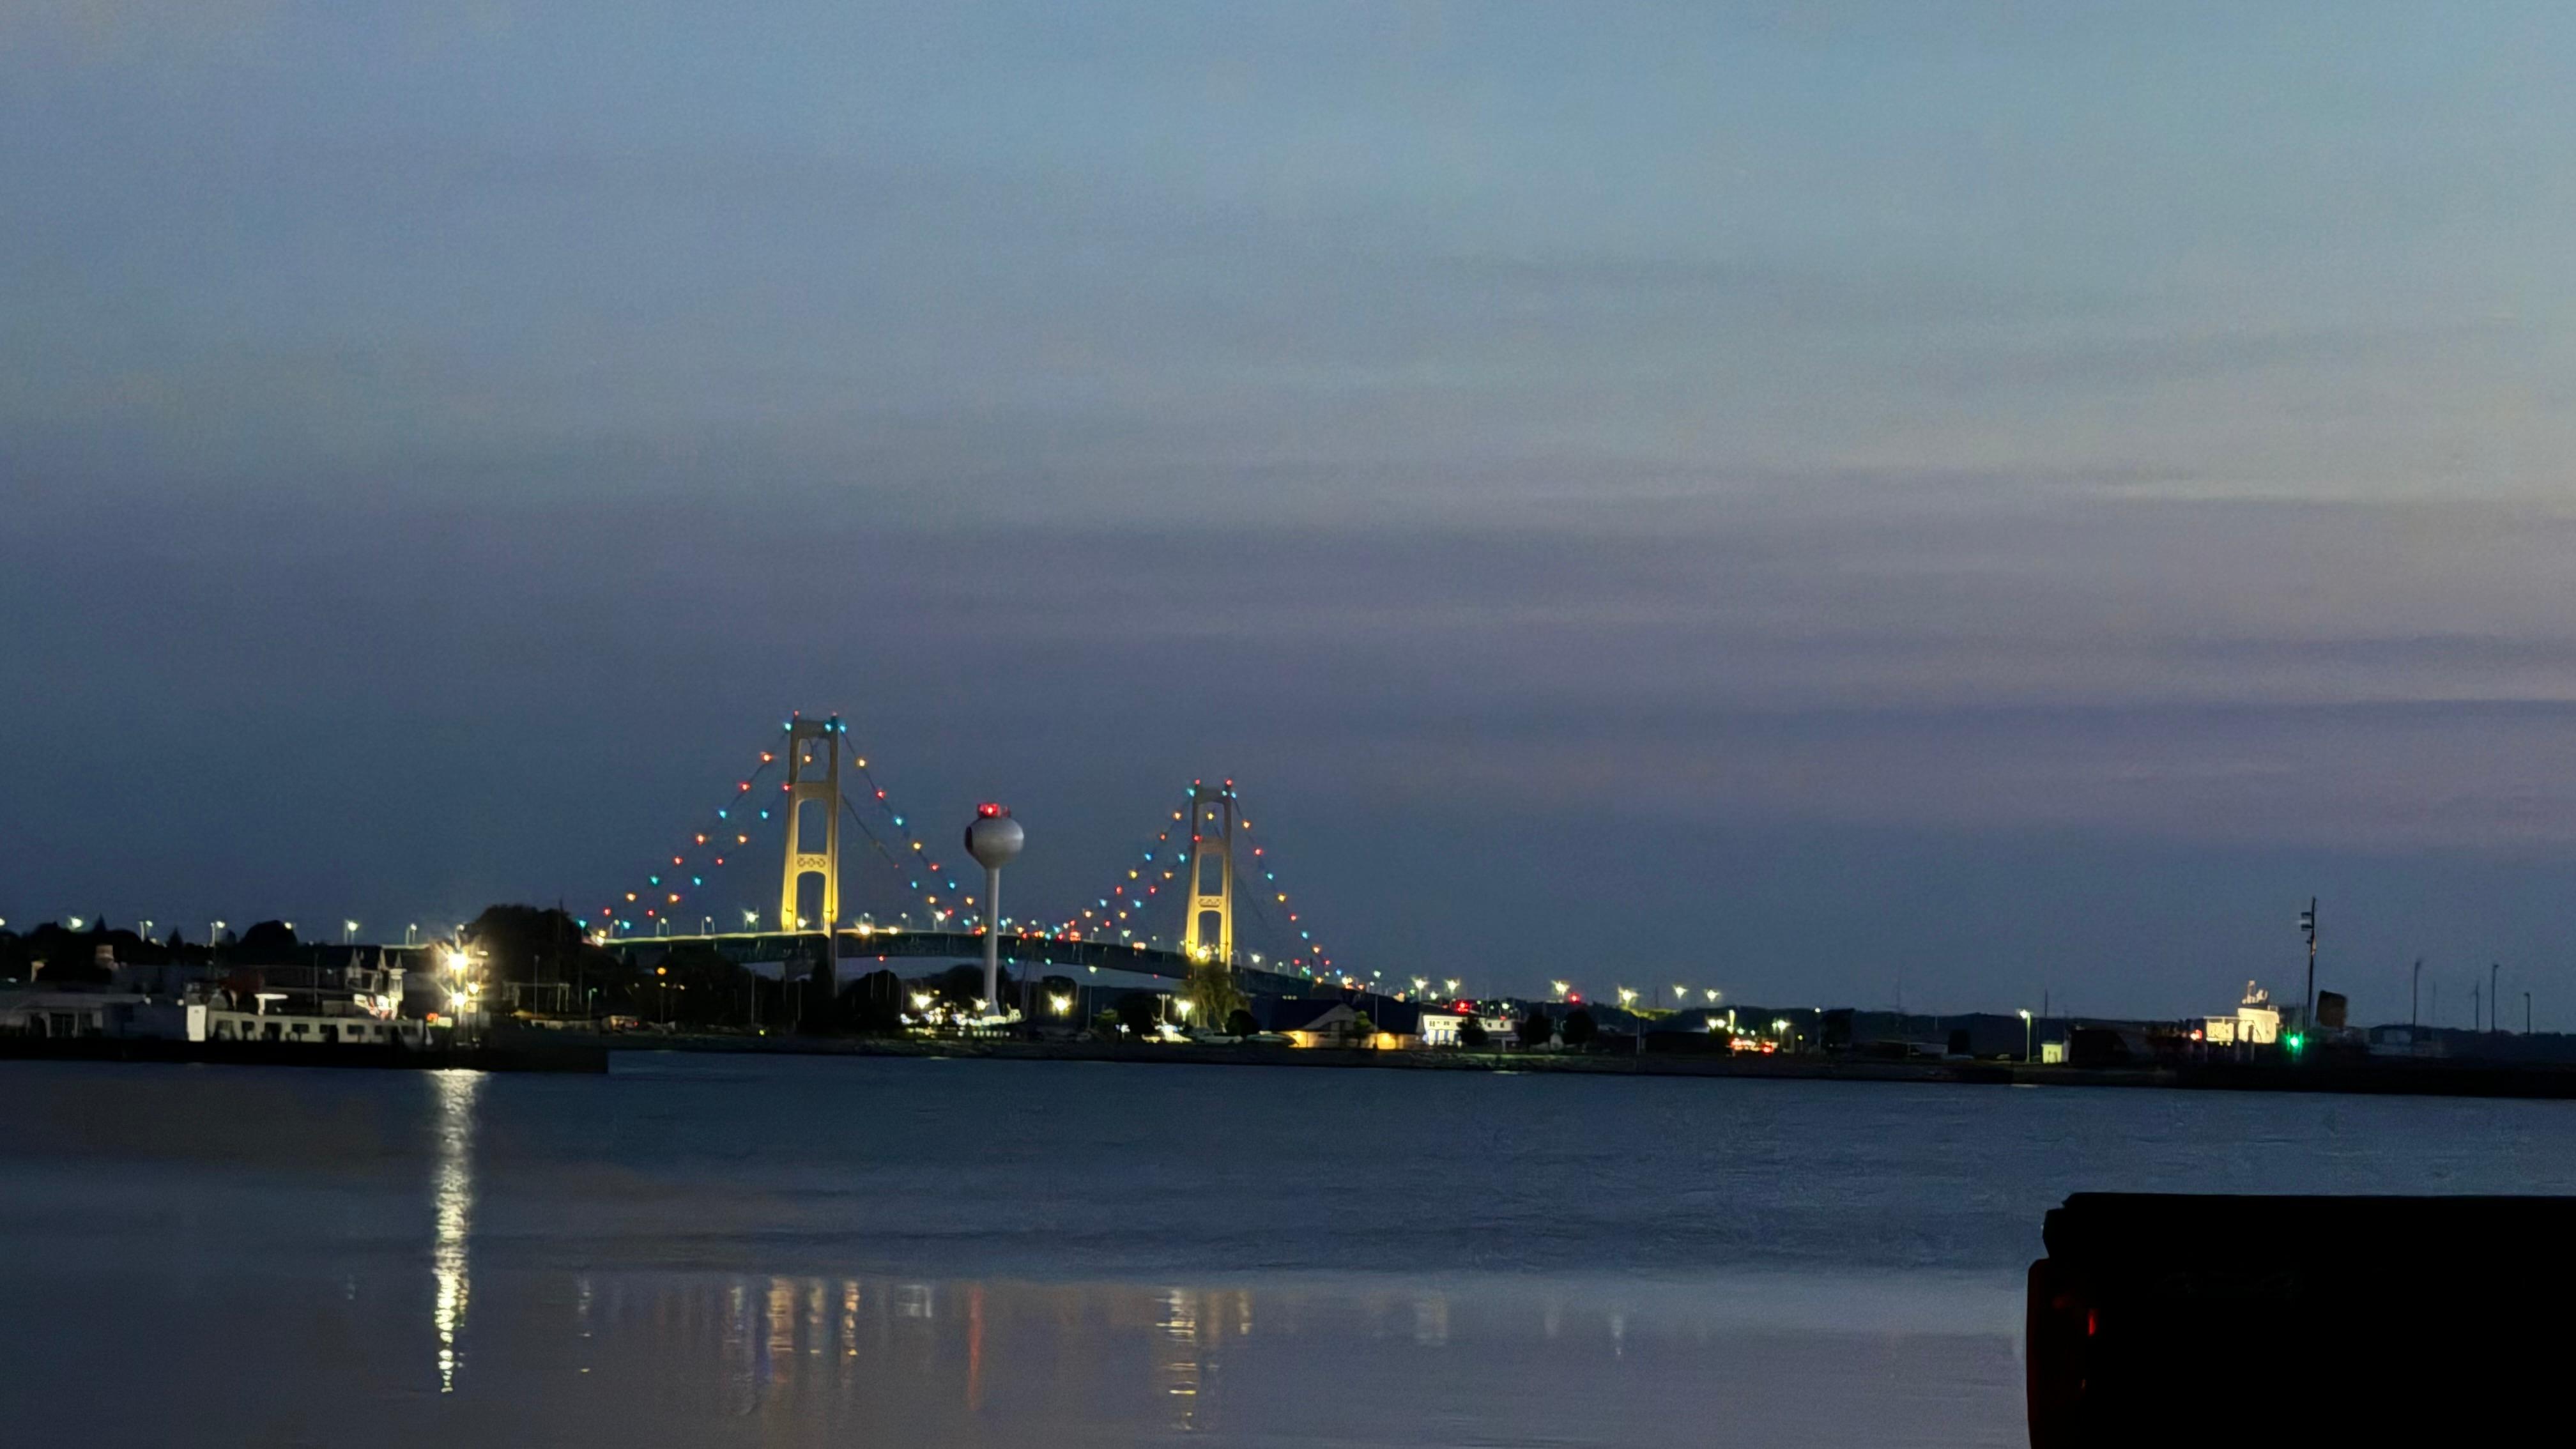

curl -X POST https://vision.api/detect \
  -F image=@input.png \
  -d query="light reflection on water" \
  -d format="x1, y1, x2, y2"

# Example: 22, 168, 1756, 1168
15, 1055, 2576, 1446
479, 1268, 2020, 1446
429, 1070, 482, 1394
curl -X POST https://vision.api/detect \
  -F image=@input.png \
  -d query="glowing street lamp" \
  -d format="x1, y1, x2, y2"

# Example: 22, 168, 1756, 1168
1551, 980, 1570, 1001
742, 908, 761, 928
343, 920, 360, 944
2020, 1008, 2034, 1062
1445, 979, 1460, 995
1049, 993, 1073, 1016
1616, 987, 1638, 1009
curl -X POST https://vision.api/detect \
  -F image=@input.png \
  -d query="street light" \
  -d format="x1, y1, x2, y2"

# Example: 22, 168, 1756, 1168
1445, 978, 1460, 995
1704, 988, 1722, 1004
343, 920, 360, 944
2020, 1008, 2034, 1062
743, 908, 761, 928
210, 919, 226, 948
1551, 980, 1570, 1001
1616, 987, 1637, 1009
406, 924, 419, 947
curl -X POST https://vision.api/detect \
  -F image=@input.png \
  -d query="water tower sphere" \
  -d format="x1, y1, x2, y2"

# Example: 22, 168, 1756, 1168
964, 806, 1024, 870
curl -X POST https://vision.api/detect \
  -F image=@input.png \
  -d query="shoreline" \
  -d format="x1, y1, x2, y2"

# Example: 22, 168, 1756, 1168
583, 1031, 2576, 1100
14, 1028, 2576, 1101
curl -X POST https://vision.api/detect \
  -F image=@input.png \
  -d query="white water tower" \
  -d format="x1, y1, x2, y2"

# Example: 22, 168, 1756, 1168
964, 804, 1025, 1013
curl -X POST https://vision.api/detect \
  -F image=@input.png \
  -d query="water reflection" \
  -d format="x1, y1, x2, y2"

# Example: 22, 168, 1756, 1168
429, 1071, 483, 1394
431, 1272, 2018, 1447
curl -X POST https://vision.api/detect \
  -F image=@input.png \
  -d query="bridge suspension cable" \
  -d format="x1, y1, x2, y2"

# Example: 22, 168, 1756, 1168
1052, 790, 1195, 946
839, 755, 970, 928
586, 737, 783, 937
593, 722, 1349, 976
1229, 805, 1336, 977
592, 713, 976, 939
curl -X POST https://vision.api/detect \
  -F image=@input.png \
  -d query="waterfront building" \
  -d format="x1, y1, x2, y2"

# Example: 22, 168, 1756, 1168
2197, 982, 2281, 1049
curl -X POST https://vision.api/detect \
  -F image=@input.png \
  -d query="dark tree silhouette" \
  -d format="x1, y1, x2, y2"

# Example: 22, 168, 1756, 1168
1114, 992, 1158, 1038
839, 968, 908, 1034
236, 919, 300, 956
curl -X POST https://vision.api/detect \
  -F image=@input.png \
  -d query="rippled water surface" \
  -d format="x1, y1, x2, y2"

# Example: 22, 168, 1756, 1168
8, 1054, 2575, 1446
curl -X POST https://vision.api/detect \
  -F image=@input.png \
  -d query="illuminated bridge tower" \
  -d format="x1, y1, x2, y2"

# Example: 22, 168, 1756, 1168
1182, 781, 1236, 967
777, 717, 842, 932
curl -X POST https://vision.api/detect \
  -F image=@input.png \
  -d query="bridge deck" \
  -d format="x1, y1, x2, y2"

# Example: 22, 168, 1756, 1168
604, 930, 1312, 996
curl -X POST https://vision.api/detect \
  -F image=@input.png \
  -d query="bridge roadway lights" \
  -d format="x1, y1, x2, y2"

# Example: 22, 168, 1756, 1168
602, 931, 1308, 1000
964, 804, 1025, 1018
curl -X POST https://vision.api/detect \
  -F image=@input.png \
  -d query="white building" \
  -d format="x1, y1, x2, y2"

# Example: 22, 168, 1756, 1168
2200, 981, 2281, 1047
0, 990, 147, 1038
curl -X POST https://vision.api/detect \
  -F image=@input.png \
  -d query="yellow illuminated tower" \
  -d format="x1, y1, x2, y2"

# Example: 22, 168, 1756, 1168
1182, 781, 1236, 966
777, 717, 841, 931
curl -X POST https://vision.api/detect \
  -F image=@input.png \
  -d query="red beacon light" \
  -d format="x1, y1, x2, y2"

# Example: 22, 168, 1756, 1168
977, 802, 1006, 818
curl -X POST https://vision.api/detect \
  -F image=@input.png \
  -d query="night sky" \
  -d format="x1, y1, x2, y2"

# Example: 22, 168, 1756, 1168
7, 4, 2575, 1021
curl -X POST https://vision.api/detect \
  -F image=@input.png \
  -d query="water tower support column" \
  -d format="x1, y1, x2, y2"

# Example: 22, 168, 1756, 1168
965, 804, 1025, 1016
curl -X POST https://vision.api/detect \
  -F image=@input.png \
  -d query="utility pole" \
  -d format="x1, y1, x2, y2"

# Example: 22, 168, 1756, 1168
2490, 963, 2501, 1035
2411, 958, 2423, 1032
2298, 899, 2318, 1039
2525, 991, 2533, 1036
2472, 981, 2481, 1034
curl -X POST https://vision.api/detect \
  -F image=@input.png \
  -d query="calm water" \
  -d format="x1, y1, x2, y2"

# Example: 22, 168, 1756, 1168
8, 1055, 2576, 1446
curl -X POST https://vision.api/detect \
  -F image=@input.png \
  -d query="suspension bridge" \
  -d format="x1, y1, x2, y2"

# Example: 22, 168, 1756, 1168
593, 714, 1344, 998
